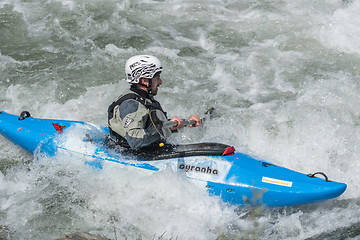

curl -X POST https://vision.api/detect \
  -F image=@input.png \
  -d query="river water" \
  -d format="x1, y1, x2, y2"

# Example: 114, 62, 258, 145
1, 0, 360, 239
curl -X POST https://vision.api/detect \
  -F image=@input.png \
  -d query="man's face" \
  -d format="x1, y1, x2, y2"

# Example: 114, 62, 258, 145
150, 73, 162, 95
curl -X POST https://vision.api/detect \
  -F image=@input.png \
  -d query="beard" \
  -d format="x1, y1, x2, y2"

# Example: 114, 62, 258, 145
151, 86, 159, 95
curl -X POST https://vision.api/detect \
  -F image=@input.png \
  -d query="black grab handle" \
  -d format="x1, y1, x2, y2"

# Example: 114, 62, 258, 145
18, 111, 31, 121
307, 172, 331, 182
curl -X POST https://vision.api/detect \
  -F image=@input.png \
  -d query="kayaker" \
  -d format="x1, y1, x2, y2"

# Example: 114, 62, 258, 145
107, 55, 201, 150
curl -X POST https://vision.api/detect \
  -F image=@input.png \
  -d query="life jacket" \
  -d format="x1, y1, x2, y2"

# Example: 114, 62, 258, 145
107, 87, 167, 148
107, 89, 167, 124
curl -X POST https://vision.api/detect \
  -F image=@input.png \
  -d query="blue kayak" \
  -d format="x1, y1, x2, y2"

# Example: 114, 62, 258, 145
0, 111, 347, 207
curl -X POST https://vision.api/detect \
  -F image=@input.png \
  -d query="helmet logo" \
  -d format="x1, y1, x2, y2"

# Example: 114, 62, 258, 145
129, 62, 141, 70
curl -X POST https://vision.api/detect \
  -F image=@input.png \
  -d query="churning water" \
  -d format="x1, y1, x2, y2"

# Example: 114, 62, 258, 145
1, 0, 360, 239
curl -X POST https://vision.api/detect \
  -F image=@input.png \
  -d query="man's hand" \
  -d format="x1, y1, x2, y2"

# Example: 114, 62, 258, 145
187, 114, 201, 127
170, 116, 184, 130
169, 114, 201, 131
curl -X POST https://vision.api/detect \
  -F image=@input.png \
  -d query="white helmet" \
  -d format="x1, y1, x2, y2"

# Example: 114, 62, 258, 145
125, 55, 162, 84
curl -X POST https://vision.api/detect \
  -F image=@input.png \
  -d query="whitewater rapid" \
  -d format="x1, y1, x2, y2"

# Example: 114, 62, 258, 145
1, 0, 360, 239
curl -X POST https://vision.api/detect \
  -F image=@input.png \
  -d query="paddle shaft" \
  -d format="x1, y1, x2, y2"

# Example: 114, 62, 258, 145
158, 107, 215, 137
167, 119, 196, 127
165, 107, 215, 128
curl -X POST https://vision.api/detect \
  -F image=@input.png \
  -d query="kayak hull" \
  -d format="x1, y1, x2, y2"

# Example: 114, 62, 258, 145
0, 111, 347, 207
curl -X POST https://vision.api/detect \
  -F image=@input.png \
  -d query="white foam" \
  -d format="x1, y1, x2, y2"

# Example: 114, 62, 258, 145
317, 1, 360, 55
1, 0, 360, 239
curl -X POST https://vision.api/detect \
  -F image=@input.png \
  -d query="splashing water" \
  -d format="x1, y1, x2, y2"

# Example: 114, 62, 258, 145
1, 0, 360, 239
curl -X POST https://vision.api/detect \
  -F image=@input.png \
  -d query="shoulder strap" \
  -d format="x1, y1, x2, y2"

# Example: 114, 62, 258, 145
108, 93, 143, 122
108, 92, 168, 122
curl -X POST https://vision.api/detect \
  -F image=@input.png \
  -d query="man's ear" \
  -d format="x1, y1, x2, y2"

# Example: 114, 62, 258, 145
140, 78, 149, 86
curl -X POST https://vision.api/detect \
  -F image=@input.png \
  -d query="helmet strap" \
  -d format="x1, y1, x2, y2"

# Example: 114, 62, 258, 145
147, 78, 153, 98
137, 78, 153, 97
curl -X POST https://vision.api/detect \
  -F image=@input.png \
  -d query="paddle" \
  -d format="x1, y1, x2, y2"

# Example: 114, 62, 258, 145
149, 107, 217, 139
